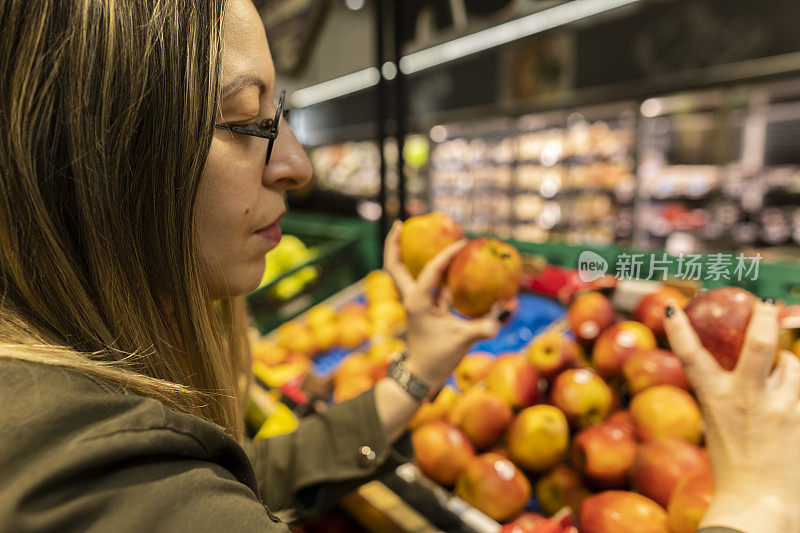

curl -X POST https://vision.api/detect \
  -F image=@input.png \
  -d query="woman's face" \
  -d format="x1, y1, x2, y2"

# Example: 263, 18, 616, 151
197, 0, 312, 300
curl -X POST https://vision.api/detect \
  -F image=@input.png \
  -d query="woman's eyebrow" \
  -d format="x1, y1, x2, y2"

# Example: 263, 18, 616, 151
220, 74, 269, 100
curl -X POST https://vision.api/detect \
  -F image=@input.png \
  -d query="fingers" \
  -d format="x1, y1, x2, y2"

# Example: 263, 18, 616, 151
416, 239, 467, 296
664, 305, 722, 389
736, 301, 779, 385
459, 301, 506, 343
382, 220, 414, 296
768, 351, 800, 408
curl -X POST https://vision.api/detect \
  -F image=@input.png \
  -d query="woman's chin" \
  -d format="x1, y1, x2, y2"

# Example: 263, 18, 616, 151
208, 264, 265, 300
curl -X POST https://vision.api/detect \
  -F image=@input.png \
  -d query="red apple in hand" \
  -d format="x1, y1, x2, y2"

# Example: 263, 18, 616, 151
579, 491, 668, 533
526, 331, 585, 381
568, 292, 615, 344
447, 387, 512, 450
622, 349, 690, 393
485, 355, 539, 409
551, 369, 613, 429
684, 286, 759, 371
447, 238, 522, 318
634, 287, 689, 338
667, 470, 714, 533
630, 385, 703, 444
572, 423, 637, 489
632, 438, 711, 507
411, 421, 475, 486
400, 212, 464, 278
592, 321, 657, 378
454, 453, 532, 522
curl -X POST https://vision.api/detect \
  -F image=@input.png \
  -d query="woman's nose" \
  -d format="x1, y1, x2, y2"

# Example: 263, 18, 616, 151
262, 124, 312, 191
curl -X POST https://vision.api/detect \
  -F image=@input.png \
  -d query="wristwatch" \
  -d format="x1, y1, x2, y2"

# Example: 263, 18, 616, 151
386, 352, 436, 402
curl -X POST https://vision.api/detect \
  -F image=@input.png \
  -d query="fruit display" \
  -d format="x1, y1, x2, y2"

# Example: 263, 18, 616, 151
578, 491, 668, 533
632, 438, 711, 507
592, 321, 657, 378
629, 385, 703, 444
253, 210, 786, 531
666, 470, 714, 533
411, 421, 475, 487
259, 235, 319, 300
404, 284, 770, 529
454, 452, 533, 522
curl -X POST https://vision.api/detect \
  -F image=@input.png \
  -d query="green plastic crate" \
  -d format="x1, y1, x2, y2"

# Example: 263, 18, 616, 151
246, 212, 380, 333
503, 239, 800, 304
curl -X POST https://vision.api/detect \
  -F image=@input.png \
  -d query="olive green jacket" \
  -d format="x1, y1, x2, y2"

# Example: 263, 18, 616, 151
0, 358, 746, 533
0, 358, 408, 532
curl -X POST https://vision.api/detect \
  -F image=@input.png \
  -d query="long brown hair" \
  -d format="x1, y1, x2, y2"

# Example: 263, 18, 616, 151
0, 0, 249, 440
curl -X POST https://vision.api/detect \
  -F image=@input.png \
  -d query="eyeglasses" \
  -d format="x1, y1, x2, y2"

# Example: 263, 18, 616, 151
215, 90, 289, 166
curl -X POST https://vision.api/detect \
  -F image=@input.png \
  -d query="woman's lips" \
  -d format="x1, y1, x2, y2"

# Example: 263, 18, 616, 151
256, 223, 282, 242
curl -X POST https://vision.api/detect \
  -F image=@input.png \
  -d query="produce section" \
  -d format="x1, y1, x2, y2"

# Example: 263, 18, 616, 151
245, 212, 800, 533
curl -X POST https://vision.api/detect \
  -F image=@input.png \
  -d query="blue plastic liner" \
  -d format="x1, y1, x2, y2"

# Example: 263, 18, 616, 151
313, 293, 565, 378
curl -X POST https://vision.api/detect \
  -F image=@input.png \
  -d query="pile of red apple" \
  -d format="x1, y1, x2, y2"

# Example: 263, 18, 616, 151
410, 280, 771, 533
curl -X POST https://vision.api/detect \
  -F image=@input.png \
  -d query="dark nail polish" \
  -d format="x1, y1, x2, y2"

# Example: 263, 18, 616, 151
498, 310, 511, 322
665, 305, 675, 318
762, 297, 775, 305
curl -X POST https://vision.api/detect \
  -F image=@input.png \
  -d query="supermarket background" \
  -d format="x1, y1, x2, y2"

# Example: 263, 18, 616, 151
248, 0, 800, 531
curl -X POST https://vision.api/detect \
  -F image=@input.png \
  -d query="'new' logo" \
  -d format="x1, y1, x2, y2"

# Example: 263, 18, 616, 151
578, 251, 609, 282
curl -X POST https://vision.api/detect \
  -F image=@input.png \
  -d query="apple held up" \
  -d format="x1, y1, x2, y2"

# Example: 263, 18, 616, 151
400, 212, 465, 278
579, 491, 669, 533
454, 452, 532, 523
411, 421, 475, 487
684, 286, 763, 371
446, 238, 523, 318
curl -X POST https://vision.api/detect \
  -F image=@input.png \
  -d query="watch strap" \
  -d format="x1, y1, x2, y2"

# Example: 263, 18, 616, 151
386, 353, 434, 402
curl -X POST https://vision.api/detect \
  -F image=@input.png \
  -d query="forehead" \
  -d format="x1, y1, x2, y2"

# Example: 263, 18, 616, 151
221, 0, 274, 90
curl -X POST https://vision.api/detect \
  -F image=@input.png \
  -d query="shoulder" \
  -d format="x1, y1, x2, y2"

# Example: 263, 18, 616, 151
0, 356, 226, 453
0, 358, 272, 531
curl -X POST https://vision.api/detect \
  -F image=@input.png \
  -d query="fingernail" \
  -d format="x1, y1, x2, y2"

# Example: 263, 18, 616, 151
762, 297, 775, 305
665, 305, 675, 318
498, 310, 511, 322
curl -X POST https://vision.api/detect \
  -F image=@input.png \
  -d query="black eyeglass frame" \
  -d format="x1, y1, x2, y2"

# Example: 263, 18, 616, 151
215, 89, 289, 165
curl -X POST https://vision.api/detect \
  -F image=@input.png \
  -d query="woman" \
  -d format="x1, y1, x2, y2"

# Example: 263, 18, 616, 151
0, 0, 797, 531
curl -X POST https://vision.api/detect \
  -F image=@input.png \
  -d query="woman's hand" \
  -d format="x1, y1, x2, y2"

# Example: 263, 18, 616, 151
383, 220, 507, 387
665, 301, 800, 533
